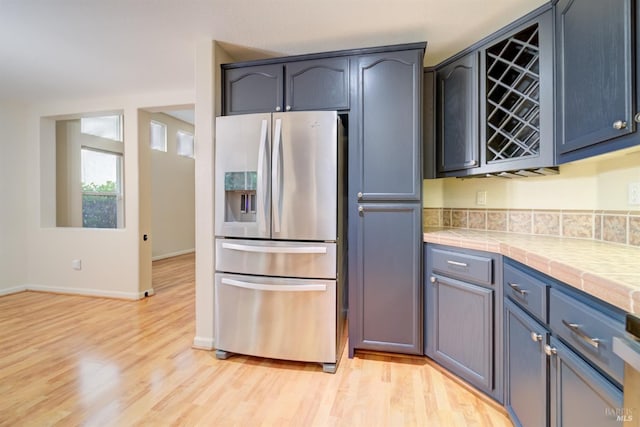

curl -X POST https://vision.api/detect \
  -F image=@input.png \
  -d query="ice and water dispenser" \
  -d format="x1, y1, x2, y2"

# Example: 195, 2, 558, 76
224, 171, 257, 222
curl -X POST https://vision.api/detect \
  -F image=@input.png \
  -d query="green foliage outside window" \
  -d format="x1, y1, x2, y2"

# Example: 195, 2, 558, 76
82, 181, 118, 228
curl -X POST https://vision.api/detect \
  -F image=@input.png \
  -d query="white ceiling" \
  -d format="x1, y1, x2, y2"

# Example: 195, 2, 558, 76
0, 0, 547, 105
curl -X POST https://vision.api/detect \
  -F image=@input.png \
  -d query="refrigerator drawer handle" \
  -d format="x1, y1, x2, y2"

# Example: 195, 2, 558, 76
221, 242, 327, 254
221, 278, 327, 292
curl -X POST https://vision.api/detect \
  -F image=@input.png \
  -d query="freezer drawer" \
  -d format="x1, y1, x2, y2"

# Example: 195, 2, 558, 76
214, 273, 337, 364
216, 238, 336, 279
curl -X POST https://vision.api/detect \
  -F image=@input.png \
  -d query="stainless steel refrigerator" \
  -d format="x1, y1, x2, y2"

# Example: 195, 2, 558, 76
214, 111, 346, 373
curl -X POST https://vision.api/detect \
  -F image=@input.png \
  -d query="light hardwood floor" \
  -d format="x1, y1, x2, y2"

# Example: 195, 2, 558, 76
0, 253, 513, 426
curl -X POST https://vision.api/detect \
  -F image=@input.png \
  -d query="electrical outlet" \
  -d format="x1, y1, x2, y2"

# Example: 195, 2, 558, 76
630, 182, 640, 205
476, 191, 487, 206
629, 183, 640, 204
72, 259, 82, 270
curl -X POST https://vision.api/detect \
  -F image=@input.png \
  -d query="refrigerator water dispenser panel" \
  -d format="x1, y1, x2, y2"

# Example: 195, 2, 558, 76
224, 171, 257, 222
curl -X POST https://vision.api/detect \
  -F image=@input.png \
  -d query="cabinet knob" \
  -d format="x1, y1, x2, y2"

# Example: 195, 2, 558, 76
430, 276, 437, 284
613, 120, 627, 130
286, 105, 291, 111
357, 192, 363, 199
275, 106, 281, 112
544, 344, 557, 356
530, 331, 542, 342
358, 206, 364, 213
634, 113, 640, 123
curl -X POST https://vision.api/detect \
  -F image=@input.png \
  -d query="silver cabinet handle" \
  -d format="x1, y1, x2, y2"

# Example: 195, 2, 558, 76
562, 319, 600, 348
613, 120, 627, 130
358, 206, 364, 213
544, 344, 557, 356
275, 106, 281, 112
634, 113, 640, 123
447, 260, 468, 267
430, 276, 437, 284
357, 192, 363, 199
530, 331, 543, 342
221, 277, 326, 292
285, 105, 291, 111
509, 283, 529, 296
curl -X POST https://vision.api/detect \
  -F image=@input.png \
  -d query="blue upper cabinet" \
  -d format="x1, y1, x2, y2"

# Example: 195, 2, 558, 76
355, 49, 423, 201
436, 53, 480, 174
224, 64, 284, 115
285, 58, 350, 112
223, 57, 350, 115
434, 6, 555, 178
555, 0, 638, 162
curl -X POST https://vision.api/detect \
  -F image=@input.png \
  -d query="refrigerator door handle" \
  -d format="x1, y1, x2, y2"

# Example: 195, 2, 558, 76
256, 119, 269, 234
221, 277, 327, 292
272, 118, 283, 233
221, 242, 327, 254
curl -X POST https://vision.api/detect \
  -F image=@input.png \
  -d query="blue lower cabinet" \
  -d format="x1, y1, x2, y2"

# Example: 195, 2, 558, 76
504, 299, 548, 427
428, 274, 493, 392
348, 203, 422, 356
424, 243, 503, 403
549, 337, 623, 427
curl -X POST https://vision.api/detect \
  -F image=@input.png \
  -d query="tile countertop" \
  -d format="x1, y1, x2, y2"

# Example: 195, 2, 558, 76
423, 227, 640, 315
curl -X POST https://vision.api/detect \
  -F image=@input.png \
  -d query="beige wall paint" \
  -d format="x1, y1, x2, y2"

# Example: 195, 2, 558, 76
193, 40, 236, 349
26, 91, 193, 299
424, 147, 640, 210
149, 112, 195, 259
0, 103, 28, 294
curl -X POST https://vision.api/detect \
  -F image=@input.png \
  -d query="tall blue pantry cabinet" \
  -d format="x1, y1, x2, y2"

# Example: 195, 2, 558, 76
347, 46, 426, 357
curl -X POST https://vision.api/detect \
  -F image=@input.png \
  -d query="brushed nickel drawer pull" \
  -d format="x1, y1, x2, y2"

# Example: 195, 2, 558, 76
509, 283, 529, 296
562, 319, 600, 348
447, 260, 468, 267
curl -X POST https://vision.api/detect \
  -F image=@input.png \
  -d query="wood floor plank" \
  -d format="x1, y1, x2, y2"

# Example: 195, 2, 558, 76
0, 253, 513, 426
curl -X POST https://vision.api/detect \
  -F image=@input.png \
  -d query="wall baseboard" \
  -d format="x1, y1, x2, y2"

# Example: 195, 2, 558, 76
19, 284, 143, 300
0, 285, 27, 297
192, 336, 215, 350
152, 248, 195, 261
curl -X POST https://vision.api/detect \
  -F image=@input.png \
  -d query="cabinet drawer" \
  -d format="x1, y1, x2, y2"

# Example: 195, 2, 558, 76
503, 262, 548, 323
549, 289, 624, 385
431, 248, 493, 286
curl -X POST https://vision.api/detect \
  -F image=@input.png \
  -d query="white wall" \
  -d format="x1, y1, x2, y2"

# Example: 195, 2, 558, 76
0, 102, 28, 294
150, 112, 195, 260
25, 91, 193, 299
424, 146, 640, 210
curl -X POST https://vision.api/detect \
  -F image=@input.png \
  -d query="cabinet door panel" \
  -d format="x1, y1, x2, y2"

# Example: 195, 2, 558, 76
437, 53, 479, 173
504, 300, 547, 427
428, 274, 493, 391
350, 203, 422, 355
556, 0, 634, 156
356, 50, 422, 200
285, 58, 349, 111
224, 64, 283, 115
550, 337, 623, 427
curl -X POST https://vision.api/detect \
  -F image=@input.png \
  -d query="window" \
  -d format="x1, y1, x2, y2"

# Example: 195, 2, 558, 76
176, 130, 194, 158
81, 148, 124, 228
150, 120, 167, 152
80, 115, 123, 142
